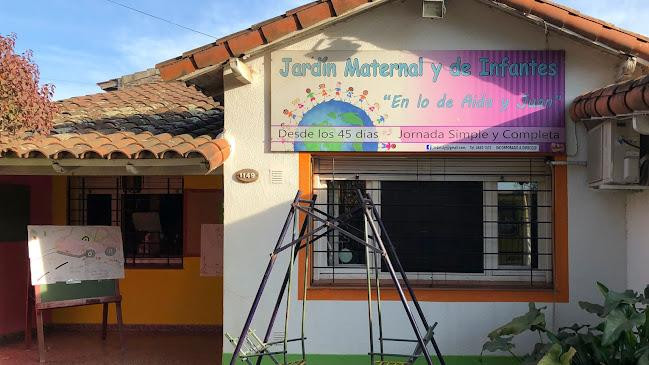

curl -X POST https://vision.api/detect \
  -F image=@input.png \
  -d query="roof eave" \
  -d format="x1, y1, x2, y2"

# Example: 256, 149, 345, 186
477, 0, 649, 66
0, 157, 224, 176
169, 0, 397, 83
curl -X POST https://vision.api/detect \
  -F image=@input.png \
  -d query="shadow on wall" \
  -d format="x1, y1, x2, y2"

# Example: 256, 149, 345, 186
304, 39, 362, 62
222, 194, 316, 352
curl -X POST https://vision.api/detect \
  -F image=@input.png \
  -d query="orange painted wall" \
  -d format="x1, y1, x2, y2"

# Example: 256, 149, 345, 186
50, 176, 224, 326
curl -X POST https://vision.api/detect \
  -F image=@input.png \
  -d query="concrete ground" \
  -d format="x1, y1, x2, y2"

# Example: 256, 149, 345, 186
0, 329, 222, 364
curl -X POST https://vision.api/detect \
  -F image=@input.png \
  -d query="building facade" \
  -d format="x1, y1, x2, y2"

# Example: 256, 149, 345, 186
2, 0, 649, 363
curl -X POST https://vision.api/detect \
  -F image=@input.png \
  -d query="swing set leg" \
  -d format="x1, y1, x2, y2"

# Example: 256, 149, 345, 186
255, 197, 315, 365
366, 196, 446, 365
230, 193, 300, 365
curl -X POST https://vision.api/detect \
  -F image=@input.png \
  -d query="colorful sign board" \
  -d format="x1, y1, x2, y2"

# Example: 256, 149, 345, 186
28, 226, 125, 285
270, 50, 565, 153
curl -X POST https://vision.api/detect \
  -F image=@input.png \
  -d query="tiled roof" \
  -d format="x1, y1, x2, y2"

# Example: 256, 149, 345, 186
570, 75, 649, 121
0, 81, 229, 172
497, 0, 649, 58
155, 0, 649, 81
155, 0, 376, 80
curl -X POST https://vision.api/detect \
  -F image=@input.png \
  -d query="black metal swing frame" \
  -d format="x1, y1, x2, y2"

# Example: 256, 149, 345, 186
228, 190, 446, 365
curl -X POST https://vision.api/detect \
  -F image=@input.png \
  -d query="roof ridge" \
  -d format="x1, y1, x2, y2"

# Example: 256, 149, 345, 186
154, 0, 649, 81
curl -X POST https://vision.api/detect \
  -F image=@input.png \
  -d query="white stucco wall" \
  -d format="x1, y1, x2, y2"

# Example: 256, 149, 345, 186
223, 0, 629, 356
627, 190, 649, 293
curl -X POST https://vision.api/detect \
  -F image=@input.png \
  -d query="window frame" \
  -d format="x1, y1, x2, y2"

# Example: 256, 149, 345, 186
298, 153, 569, 303
67, 176, 184, 268
312, 175, 552, 286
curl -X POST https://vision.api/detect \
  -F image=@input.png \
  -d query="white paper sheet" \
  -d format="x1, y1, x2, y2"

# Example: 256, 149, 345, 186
28, 225, 125, 285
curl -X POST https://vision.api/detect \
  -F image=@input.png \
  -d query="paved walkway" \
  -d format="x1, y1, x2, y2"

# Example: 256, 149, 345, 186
0, 330, 221, 364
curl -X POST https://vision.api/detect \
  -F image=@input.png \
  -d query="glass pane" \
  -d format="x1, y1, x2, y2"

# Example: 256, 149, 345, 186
326, 180, 366, 266
497, 182, 538, 267
122, 194, 183, 258
381, 181, 484, 273
87, 194, 112, 226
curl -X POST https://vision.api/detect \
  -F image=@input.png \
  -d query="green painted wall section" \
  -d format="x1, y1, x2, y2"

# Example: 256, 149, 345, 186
222, 354, 516, 365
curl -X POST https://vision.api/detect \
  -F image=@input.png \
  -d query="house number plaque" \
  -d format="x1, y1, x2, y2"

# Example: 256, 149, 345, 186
234, 169, 259, 183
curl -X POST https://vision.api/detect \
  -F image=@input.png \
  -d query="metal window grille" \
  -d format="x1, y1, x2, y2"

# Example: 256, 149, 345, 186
311, 156, 554, 289
67, 176, 184, 268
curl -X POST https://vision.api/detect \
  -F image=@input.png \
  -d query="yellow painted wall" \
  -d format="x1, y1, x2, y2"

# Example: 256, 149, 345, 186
50, 175, 224, 326
51, 258, 223, 325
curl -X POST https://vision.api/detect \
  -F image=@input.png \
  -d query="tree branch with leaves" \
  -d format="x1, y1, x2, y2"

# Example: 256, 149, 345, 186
0, 33, 56, 138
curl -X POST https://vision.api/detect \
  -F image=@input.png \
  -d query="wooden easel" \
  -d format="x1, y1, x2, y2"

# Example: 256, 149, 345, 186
25, 275, 124, 363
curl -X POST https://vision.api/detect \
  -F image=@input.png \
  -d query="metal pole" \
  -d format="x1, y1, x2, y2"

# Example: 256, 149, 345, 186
364, 213, 375, 365
358, 192, 434, 365
373, 250, 385, 362
284, 234, 296, 364
256, 197, 316, 365
300, 209, 311, 362
366, 195, 446, 365
230, 192, 301, 365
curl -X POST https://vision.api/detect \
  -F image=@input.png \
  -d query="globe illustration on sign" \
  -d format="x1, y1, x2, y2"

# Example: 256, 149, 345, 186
294, 100, 378, 152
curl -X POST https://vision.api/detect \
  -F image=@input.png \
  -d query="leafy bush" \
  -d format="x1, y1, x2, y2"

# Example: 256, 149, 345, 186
481, 282, 649, 365
0, 33, 56, 137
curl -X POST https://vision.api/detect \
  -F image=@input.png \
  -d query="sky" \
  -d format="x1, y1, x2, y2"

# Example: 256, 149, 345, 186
1, 0, 648, 100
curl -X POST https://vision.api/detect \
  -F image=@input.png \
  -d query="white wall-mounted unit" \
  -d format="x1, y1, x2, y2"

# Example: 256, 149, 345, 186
422, 0, 446, 18
587, 119, 642, 188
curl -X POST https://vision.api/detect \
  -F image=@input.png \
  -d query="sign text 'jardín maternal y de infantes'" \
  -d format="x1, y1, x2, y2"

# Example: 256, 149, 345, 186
270, 50, 565, 153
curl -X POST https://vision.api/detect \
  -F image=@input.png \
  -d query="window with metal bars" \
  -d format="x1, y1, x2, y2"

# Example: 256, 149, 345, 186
68, 176, 184, 268
312, 157, 553, 289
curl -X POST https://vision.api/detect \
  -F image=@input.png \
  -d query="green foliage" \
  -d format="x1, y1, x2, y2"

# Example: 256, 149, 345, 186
482, 282, 649, 365
488, 303, 547, 340
537, 345, 576, 365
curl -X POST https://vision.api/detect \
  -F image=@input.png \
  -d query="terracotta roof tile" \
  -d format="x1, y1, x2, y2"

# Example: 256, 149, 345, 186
572, 74, 649, 120
155, 0, 649, 81
0, 81, 229, 172
496, 0, 649, 56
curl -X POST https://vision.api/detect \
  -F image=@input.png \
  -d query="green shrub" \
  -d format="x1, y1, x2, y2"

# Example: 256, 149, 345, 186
481, 282, 649, 365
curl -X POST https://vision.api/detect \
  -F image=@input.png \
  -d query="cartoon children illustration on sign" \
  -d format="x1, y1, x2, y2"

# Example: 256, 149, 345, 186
359, 90, 368, 106
335, 81, 342, 99
319, 84, 328, 100
291, 98, 305, 110
278, 84, 389, 152
346, 87, 354, 102
306, 88, 316, 104
283, 109, 298, 122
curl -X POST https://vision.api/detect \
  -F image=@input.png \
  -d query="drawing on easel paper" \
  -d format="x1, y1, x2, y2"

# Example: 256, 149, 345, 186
27, 225, 125, 285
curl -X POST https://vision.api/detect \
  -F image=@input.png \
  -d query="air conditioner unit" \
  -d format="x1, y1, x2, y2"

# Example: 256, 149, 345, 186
587, 120, 641, 188
422, 0, 446, 18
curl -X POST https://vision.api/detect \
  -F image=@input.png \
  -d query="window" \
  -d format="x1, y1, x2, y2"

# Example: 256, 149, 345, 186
381, 181, 484, 273
68, 176, 184, 267
497, 182, 539, 267
312, 157, 553, 289
326, 180, 367, 266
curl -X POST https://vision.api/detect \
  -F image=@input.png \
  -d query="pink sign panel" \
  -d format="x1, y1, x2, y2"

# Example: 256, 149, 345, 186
270, 50, 565, 153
